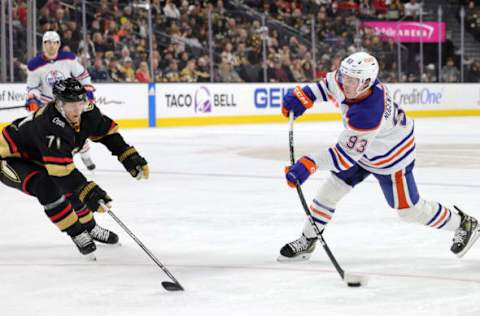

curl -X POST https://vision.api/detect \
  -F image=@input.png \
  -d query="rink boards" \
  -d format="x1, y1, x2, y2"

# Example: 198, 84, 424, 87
1, 82, 480, 128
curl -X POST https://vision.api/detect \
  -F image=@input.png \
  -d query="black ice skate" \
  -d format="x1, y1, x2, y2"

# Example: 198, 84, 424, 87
71, 231, 96, 257
451, 206, 480, 258
277, 234, 317, 262
80, 153, 96, 171
88, 224, 119, 245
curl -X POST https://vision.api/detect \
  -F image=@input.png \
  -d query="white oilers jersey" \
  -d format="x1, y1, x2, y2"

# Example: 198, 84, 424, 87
307, 71, 415, 175
26, 51, 92, 104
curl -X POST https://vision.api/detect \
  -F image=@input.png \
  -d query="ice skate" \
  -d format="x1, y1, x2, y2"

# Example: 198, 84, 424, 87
80, 152, 96, 171
278, 234, 317, 262
88, 224, 119, 245
451, 206, 480, 258
71, 230, 96, 258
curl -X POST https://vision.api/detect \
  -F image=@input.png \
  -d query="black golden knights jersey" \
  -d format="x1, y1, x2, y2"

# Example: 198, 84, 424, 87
0, 102, 130, 192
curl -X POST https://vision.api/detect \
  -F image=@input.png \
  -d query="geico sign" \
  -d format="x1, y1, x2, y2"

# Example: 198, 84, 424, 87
254, 87, 290, 108
393, 88, 442, 106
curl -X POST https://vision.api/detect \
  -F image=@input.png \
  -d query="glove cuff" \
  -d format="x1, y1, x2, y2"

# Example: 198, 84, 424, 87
299, 156, 317, 174
118, 146, 137, 162
293, 86, 314, 109
78, 181, 96, 202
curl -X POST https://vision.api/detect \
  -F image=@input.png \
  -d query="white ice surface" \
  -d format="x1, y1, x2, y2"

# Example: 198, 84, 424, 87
1, 117, 480, 316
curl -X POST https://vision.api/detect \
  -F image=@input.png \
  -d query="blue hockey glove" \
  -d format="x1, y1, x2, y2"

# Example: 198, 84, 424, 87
281, 86, 316, 119
285, 156, 317, 187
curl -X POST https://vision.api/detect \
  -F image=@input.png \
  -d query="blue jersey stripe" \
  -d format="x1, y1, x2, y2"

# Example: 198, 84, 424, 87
366, 125, 415, 161
316, 82, 328, 102
328, 148, 341, 172
312, 199, 335, 213
312, 217, 327, 225
426, 204, 443, 226
335, 144, 356, 165
437, 211, 451, 229
380, 145, 416, 169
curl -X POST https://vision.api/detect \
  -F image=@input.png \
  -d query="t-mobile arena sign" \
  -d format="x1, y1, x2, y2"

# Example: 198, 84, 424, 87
362, 21, 446, 43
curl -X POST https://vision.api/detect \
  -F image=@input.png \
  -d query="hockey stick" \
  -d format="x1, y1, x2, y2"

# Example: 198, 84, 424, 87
100, 202, 184, 291
0, 104, 26, 111
288, 111, 368, 287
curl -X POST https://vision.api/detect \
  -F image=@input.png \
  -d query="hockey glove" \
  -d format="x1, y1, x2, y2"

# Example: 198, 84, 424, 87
281, 86, 316, 119
118, 146, 149, 180
84, 84, 96, 104
285, 156, 317, 188
25, 96, 42, 112
76, 181, 112, 213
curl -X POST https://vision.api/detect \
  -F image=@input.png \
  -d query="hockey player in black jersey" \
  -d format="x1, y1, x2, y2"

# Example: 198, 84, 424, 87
0, 78, 149, 257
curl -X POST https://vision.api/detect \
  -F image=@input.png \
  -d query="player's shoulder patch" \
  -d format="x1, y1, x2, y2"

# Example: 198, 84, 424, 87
56, 51, 76, 61
27, 55, 48, 71
345, 85, 385, 131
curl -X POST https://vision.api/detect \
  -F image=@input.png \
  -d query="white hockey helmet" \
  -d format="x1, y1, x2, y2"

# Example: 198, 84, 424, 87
338, 51, 379, 96
42, 31, 60, 43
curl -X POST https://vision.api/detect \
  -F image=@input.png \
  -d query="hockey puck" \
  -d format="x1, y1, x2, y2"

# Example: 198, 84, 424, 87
347, 282, 362, 287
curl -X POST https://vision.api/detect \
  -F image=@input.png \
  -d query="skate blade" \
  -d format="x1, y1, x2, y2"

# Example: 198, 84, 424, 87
456, 227, 480, 258
277, 252, 312, 262
85, 253, 97, 261
97, 242, 122, 248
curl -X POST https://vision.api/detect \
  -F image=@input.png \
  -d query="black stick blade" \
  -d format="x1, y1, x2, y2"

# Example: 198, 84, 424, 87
162, 281, 184, 291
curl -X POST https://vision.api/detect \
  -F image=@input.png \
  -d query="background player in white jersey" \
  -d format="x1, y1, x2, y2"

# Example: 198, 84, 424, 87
279, 52, 480, 261
25, 31, 96, 171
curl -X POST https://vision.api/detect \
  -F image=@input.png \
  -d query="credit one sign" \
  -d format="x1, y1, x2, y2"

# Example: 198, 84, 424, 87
362, 21, 446, 43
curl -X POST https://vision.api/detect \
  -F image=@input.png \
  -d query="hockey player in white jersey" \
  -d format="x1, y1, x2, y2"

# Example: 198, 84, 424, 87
279, 52, 480, 261
25, 31, 96, 171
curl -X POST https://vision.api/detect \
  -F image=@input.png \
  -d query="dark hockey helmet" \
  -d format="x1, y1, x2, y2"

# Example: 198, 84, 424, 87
52, 78, 86, 102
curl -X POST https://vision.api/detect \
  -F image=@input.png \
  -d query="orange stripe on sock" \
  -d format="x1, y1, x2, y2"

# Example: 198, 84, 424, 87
431, 208, 448, 228
310, 206, 332, 221
395, 170, 409, 209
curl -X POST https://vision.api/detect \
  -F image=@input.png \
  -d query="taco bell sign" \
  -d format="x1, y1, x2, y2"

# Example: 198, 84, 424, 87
362, 21, 446, 43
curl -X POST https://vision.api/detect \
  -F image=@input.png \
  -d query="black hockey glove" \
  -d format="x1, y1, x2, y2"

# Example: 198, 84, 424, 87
118, 146, 149, 180
76, 181, 112, 213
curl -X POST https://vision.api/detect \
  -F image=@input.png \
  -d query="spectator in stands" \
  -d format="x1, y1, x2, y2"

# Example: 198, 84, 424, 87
373, 0, 388, 18
92, 32, 106, 58
164, 60, 181, 82
178, 51, 190, 70
7, 0, 468, 84
290, 59, 307, 82
89, 58, 110, 82
404, 0, 422, 19
422, 63, 438, 82
268, 55, 294, 82
164, 0, 181, 20
387, 0, 403, 19
123, 57, 136, 82
77, 34, 95, 64
359, 0, 375, 18
442, 57, 461, 82
196, 56, 211, 82
13, 58, 27, 82
218, 60, 243, 82
107, 58, 126, 82
467, 60, 480, 82
180, 59, 198, 82
135, 61, 152, 83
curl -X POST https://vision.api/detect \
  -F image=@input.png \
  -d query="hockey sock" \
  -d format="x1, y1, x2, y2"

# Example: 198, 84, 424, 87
44, 196, 83, 237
